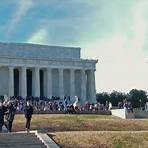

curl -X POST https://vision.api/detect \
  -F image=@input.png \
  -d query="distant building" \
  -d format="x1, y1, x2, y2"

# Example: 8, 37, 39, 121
0, 42, 97, 103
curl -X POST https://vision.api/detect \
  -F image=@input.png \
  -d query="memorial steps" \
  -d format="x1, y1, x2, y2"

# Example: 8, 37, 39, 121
0, 131, 59, 148
0, 133, 46, 148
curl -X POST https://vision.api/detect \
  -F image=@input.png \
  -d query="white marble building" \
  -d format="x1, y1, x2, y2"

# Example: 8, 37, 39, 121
0, 42, 97, 103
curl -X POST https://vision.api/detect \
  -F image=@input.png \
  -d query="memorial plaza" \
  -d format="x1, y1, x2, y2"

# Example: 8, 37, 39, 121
0, 42, 97, 104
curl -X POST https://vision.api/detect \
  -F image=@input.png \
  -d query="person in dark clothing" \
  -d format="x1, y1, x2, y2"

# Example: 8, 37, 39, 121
24, 100, 33, 133
0, 101, 7, 132
5, 101, 16, 132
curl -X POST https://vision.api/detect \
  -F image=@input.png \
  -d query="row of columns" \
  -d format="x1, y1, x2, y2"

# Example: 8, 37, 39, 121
8, 66, 96, 102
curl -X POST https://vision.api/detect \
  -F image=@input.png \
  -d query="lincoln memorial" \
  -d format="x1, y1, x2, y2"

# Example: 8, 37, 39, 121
0, 42, 97, 103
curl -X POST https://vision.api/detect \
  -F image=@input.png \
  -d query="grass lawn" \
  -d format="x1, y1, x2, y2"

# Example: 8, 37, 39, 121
13, 114, 148, 132
51, 131, 148, 148
12, 114, 148, 147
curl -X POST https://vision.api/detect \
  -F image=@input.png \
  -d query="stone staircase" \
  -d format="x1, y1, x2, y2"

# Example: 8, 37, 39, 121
0, 133, 47, 148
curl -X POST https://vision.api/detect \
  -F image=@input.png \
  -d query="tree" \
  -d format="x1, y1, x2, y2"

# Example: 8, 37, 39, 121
128, 89, 147, 108
96, 92, 110, 105
96, 89, 147, 108
110, 91, 127, 106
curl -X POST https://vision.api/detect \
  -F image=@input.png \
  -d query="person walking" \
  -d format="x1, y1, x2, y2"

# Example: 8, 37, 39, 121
5, 101, 16, 132
24, 100, 33, 133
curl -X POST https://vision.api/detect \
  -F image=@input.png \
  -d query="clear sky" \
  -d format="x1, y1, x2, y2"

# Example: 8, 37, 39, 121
0, 0, 148, 93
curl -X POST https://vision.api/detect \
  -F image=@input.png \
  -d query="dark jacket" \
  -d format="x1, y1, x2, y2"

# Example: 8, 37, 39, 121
24, 105, 33, 119
0, 106, 7, 123
5, 104, 16, 122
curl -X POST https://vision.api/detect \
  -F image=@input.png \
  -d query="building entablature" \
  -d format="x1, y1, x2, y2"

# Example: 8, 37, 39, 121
0, 55, 97, 70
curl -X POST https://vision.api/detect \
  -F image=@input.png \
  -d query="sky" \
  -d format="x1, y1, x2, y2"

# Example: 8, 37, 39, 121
0, 0, 148, 93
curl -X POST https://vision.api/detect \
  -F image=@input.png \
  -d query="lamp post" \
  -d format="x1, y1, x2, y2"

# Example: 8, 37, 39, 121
139, 99, 142, 110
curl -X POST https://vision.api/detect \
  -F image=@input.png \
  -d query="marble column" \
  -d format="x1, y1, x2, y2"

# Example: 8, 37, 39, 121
47, 68, 52, 98
59, 68, 64, 99
70, 68, 75, 101
8, 66, 14, 97
89, 69, 96, 103
81, 69, 86, 103
34, 67, 40, 97
21, 67, 27, 98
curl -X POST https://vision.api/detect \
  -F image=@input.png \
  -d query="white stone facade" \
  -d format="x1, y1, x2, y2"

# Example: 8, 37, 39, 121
0, 42, 97, 103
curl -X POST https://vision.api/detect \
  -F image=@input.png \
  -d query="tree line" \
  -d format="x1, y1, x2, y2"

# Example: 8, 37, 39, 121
96, 89, 148, 108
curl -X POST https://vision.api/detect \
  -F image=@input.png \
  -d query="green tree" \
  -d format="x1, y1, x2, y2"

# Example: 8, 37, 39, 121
110, 91, 127, 106
128, 89, 147, 108
96, 92, 110, 105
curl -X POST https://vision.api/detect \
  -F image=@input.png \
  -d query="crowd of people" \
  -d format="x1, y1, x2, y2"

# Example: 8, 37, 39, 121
0, 95, 134, 114
118, 99, 133, 112
7, 96, 113, 113
0, 95, 33, 133
0, 94, 135, 133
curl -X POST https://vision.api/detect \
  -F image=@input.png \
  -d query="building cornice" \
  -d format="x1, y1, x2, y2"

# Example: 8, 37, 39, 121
0, 55, 97, 64
0, 55, 97, 70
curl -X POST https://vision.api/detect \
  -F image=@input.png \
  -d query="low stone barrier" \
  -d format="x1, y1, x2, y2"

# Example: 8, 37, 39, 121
16, 110, 111, 115
111, 108, 135, 119
134, 110, 148, 118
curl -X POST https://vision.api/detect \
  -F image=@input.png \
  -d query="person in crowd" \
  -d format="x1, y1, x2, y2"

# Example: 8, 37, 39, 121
127, 101, 133, 113
94, 103, 98, 111
5, 101, 16, 132
108, 102, 112, 110
105, 101, 109, 110
24, 100, 33, 133
83, 101, 90, 111
118, 101, 123, 109
63, 96, 68, 111
73, 96, 80, 110
0, 101, 7, 132
123, 99, 128, 109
